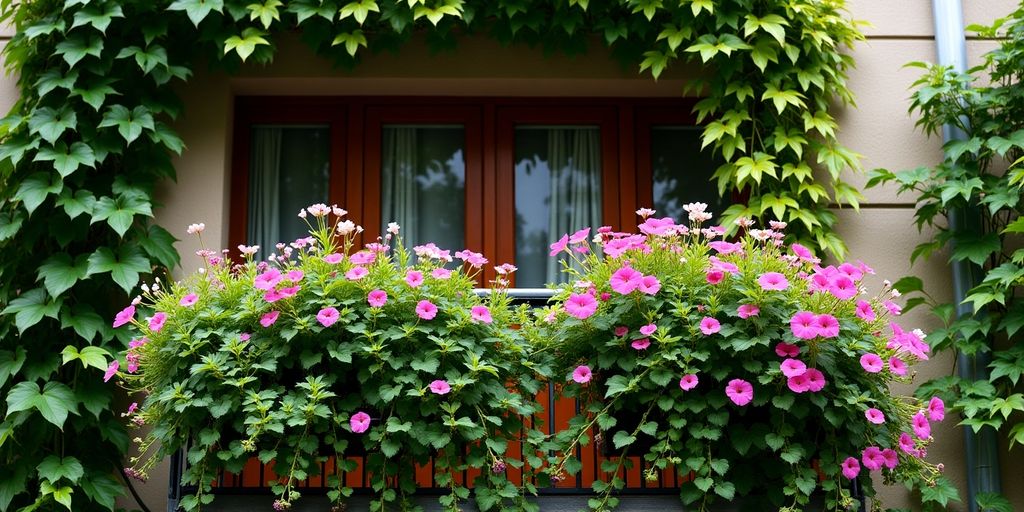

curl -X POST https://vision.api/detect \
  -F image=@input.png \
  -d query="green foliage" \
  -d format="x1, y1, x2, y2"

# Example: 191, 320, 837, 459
868, 7, 1024, 478
538, 212, 943, 511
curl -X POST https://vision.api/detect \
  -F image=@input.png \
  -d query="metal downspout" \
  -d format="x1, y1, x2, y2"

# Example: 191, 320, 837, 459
930, 1, 1002, 510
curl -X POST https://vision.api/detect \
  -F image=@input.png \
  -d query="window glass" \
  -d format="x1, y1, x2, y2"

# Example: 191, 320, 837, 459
514, 126, 602, 288
650, 126, 726, 222
380, 125, 466, 252
247, 126, 330, 259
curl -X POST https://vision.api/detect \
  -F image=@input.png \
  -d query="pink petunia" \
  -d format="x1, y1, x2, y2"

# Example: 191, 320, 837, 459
149, 312, 168, 333
416, 300, 438, 320
787, 374, 810, 393
638, 217, 677, 236
638, 275, 661, 295
709, 241, 742, 254
569, 227, 591, 244
899, 433, 916, 454
804, 368, 826, 392
113, 305, 136, 328
862, 446, 885, 471
865, 408, 886, 424
277, 285, 300, 299
928, 397, 945, 422
565, 293, 598, 320
790, 311, 819, 339
790, 243, 815, 261
780, 359, 807, 378
815, 314, 840, 338
549, 234, 570, 256
725, 379, 754, 406
855, 300, 876, 322
841, 457, 860, 479
640, 323, 657, 336
679, 374, 698, 390
699, 317, 721, 335
346, 266, 369, 280
103, 360, 119, 382
775, 342, 800, 357
406, 270, 424, 288
317, 307, 340, 327
757, 272, 790, 291
889, 357, 907, 376
263, 289, 283, 303
737, 304, 760, 319
429, 380, 451, 395
323, 253, 344, 264
827, 274, 858, 300
912, 412, 931, 439
179, 294, 198, 307
350, 251, 376, 265
883, 300, 902, 316
631, 338, 651, 350
127, 402, 138, 415
613, 326, 629, 337
368, 290, 388, 308
260, 310, 279, 327
860, 353, 884, 373
705, 270, 725, 284
471, 305, 493, 324
350, 411, 371, 434
254, 268, 283, 290
572, 365, 592, 384
432, 268, 452, 279
881, 448, 898, 470
286, 269, 304, 282
609, 266, 644, 295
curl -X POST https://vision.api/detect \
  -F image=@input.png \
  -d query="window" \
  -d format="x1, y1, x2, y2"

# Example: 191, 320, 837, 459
230, 98, 723, 285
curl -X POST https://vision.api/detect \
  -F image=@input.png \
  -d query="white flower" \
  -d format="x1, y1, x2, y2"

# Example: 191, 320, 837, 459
387, 222, 401, 235
337, 220, 356, 235
635, 208, 656, 219
186, 223, 205, 235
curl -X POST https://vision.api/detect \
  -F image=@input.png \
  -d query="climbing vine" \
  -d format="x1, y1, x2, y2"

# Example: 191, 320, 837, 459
0, 0, 862, 510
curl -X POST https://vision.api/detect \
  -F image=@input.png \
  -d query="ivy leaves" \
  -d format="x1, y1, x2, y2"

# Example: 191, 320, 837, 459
6, 381, 78, 429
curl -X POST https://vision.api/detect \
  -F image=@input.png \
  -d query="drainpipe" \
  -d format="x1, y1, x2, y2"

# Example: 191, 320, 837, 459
930, 1, 1001, 510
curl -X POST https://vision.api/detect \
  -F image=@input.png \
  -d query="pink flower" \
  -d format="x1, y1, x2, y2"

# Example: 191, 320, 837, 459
149, 312, 168, 333
787, 374, 810, 393
638, 217, 677, 236
640, 323, 657, 336
790, 311, 819, 339
912, 412, 931, 439
317, 307, 340, 327
565, 293, 598, 320
323, 253, 344, 264
350, 412, 371, 434
804, 368, 826, 392
346, 266, 368, 280
350, 251, 376, 265
827, 274, 858, 300
613, 326, 629, 337
277, 285, 300, 299
725, 379, 754, 406
790, 243, 814, 261
679, 374, 699, 390
549, 234, 570, 256
263, 289, 284, 303
815, 314, 840, 338
368, 290, 388, 308
638, 275, 661, 295
127, 402, 138, 415
179, 294, 198, 307
113, 305, 136, 328
881, 448, 898, 470
855, 300, 876, 322
841, 457, 860, 479
600, 292, 611, 301
432, 268, 452, 279
699, 317, 720, 335
406, 270, 424, 287
240, 333, 250, 342
416, 300, 438, 320
862, 447, 885, 471
254, 268, 283, 290
631, 338, 651, 350
928, 397, 945, 422
838, 262, 864, 281
429, 380, 451, 395
572, 365, 592, 384
286, 269, 304, 282
737, 304, 760, 319
705, 270, 724, 284
568, 227, 591, 244
103, 360, 119, 382
883, 300, 902, 316
889, 357, 907, 376
860, 353, 884, 373
757, 272, 789, 291
709, 241, 742, 254
780, 358, 807, 378
898, 433, 916, 454
471, 305, 493, 324
260, 311, 279, 327
865, 408, 885, 424
609, 266, 643, 295
775, 342, 800, 357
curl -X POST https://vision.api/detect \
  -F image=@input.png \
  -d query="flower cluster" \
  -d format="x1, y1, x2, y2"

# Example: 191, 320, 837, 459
540, 205, 945, 511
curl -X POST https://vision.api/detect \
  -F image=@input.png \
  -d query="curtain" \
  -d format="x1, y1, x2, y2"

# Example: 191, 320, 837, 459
380, 127, 419, 251
545, 128, 602, 284
247, 128, 283, 261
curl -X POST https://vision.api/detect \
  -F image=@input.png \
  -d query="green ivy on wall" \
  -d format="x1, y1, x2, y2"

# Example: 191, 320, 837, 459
0, 0, 862, 510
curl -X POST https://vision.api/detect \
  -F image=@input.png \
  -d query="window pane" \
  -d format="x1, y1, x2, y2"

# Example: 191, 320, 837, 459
247, 126, 330, 259
515, 127, 602, 288
380, 126, 465, 253
650, 126, 725, 222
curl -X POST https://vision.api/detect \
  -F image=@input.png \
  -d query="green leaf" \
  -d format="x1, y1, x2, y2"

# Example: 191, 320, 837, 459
288, 0, 337, 23
139, 224, 181, 269
224, 27, 271, 61
80, 473, 122, 511
87, 246, 151, 293
339, 0, 379, 25
61, 345, 110, 372
15, 172, 64, 215
331, 29, 368, 57
892, 276, 924, 295
5, 380, 78, 429
168, 0, 225, 26
713, 481, 735, 500
38, 455, 85, 484
612, 430, 636, 449
33, 142, 96, 178
24, 17, 66, 39
149, 122, 186, 154
950, 232, 1001, 266
53, 32, 103, 67
1, 288, 61, 333
0, 348, 27, 389
55, 189, 97, 220
920, 476, 961, 506
71, 80, 119, 111
0, 463, 28, 511
0, 135, 41, 166
0, 211, 26, 241
91, 193, 154, 237
71, 3, 124, 33
35, 68, 79, 98
28, 106, 78, 144
37, 253, 91, 298
52, 485, 73, 510
116, 45, 170, 75
98, 105, 155, 145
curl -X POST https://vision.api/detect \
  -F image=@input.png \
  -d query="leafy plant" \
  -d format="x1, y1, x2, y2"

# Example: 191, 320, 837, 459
866, 8, 1024, 510
536, 206, 950, 511
114, 206, 549, 512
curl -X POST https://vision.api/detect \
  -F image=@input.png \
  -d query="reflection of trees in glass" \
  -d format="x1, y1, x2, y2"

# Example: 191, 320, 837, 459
651, 127, 727, 221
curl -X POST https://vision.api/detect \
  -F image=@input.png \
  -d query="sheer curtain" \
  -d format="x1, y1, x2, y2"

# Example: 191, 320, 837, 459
248, 128, 283, 261
380, 127, 419, 251
546, 128, 602, 284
